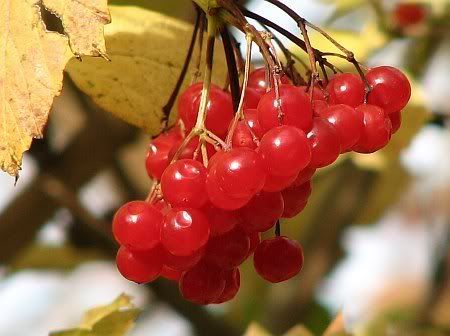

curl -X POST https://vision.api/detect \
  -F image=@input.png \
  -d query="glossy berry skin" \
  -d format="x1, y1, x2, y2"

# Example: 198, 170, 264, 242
204, 227, 250, 269
203, 203, 239, 236
232, 120, 258, 149
161, 265, 182, 281
257, 84, 313, 133
113, 201, 163, 251
389, 110, 402, 134
213, 148, 266, 199
179, 263, 226, 305
313, 100, 329, 116
243, 87, 263, 109
353, 104, 392, 153
318, 104, 364, 152
116, 246, 163, 284
282, 180, 312, 218
240, 192, 284, 233
161, 208, 210, 256
214, 268, 240, 303
299, 85, 326, 101
259, 125, 312, 177
146, 140, 173, 180
366, 66, 411, 114
292, 166, 316, 187
263, 173, 298, 192
393, 3, 427, 27
327, 73, 365, 107
178, 83, 234, 136
243, 109, 264, 138
163, 248, 203, 271
247, 67, 290, 93
161, 159, 208, 208
307, 119, 341, 168
254, 236, 304, 283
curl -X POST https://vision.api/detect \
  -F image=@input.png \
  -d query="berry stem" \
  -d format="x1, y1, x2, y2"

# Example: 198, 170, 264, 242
226, 33, 253, 146
220, 26, 241, 111
275, 220, 281, 237
191, 12, 206, 84
161, 4, 201, 129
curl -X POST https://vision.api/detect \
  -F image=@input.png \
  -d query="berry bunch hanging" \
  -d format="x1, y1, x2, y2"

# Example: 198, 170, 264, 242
112, 0, 411, 305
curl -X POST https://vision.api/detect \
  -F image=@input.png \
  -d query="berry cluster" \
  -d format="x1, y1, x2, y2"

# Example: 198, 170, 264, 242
112, 65, 410, 305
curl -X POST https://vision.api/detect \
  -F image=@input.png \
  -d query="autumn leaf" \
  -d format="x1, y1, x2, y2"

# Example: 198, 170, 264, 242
50, 294, 140, 336
0, 0, 110, 176
67, 5, 228, 135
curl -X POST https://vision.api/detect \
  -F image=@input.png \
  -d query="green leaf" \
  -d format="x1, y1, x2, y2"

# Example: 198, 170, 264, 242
50, 294, 140, 336
67, 5, 227, 135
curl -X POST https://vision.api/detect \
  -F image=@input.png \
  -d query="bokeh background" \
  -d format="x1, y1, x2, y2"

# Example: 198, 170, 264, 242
0, 0, 449, 335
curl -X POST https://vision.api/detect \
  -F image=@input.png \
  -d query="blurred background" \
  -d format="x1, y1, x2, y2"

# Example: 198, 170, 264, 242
0, 0, 449, 335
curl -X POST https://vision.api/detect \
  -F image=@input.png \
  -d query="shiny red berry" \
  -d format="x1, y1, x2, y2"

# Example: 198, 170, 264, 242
257, 84, 313, 133
254, 236, 304, 283
292, 166, 316, 187
243, 87, 263, 109
203, 203, 239, 236
116, 245, 163, 284
307, 119, 341, 168
213, 148, 266, 199
366, 66, 411, 114
163, 247, 203, 271
161, 159, 208, 208
161, 208, 210, 256
318, 104, 364, 152
247, 232, 261, 256
146, 141, 173, 180
247, 67, 290, 93
327, 73, 365, 107
262, 172, 298, 192
113, 201, 162, 250
353, 104, 392, 153
259, 125, 311, 177
178, 83, 234, 136
232, 120, 258, 149
389, 110, 402, 134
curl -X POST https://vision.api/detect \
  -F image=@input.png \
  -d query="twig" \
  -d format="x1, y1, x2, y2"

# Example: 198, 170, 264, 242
220, 27, 241, 111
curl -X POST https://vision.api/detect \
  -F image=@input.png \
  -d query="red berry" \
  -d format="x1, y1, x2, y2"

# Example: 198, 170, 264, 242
248, 67, 290, 93
243, 87, 263, 109
214, 268, 240, 303
232, 120, 258, 149
243, 109, 264, 138
259, 125, 311, 177
146, 141, 173, 180
257, 84, 313, 133
113, 201, 162, 250
307, 119, 341, 168
254, 236, 304, 283
163, 248, 203, 271
204, 227, 250, 269
366, 66, 411, 114
313, 100, 329, 116
263, 172, 298, 192
161, 159, 208, 208
161, 265, 182, 281
161, 208, 210, 256
292, 166, 316, 187
178, 83, 234, 136
389, 110, 402, 134
169, 137, 216, 162
318, 104, 364, 152
213, 148, 266, 199
282, 180, 312, 218
327, 73, 365, 107
179, 263, 226, 305
206, 170, 251, 210
240, 192, 284, 233
353, 104, 392, 153
116, 245, 163, 284
247, 232, 261, 256
393, 3, 427, 27
203, 203, 239, 236
299, 85, 326, 101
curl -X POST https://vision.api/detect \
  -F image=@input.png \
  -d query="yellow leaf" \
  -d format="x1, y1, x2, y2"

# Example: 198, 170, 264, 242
323, 312, 347, 336
283, 325, 314, 336
50, 294, 140, 336
0, 1, 109, 176
67, 5, 228, 135
42, 0, 110, 56
243, 322, 273, 336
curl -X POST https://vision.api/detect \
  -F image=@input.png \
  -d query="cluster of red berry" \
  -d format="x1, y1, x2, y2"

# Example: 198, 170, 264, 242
112, 65, 411, 305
